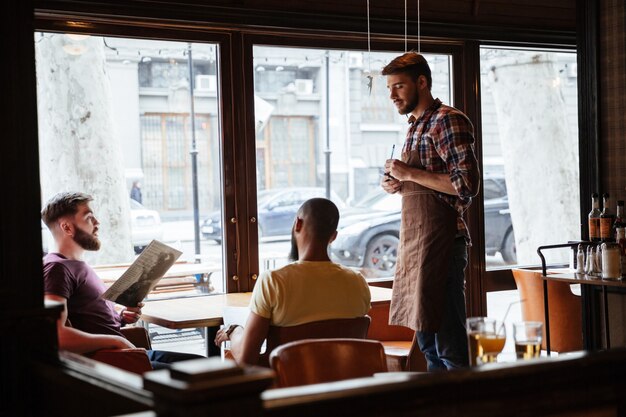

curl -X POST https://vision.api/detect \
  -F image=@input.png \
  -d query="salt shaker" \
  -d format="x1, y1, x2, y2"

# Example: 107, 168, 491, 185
576, 244, 585, 274
595, 244, 603, 275
586, 246, 595, 275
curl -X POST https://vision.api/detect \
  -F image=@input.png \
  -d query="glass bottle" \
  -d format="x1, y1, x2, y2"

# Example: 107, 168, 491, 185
588, 193, 601, 242
617, 227, 626, 278
600, 193, 615, 242
612, 200, 625, 240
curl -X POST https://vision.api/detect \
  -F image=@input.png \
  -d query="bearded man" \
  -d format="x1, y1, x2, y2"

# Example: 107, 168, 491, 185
381, 52, 480, 371
42, 192, 201, 368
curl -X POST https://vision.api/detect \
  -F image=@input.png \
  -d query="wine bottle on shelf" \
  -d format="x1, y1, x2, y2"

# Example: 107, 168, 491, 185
600, 193, 615, 242
612, 200, 625, 240
588, 192, 601, 242
617, 227, 626, 277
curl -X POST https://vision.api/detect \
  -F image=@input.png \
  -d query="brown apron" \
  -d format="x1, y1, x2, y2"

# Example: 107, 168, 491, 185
389, 105, 459, 333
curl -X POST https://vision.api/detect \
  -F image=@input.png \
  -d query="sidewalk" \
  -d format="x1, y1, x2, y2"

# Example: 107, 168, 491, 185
162, 220, 196, 242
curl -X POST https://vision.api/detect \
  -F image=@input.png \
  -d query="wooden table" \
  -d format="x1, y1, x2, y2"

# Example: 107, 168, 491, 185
141, 286, 393, 356
544, 271, 626, 351
95, 261, 221, 283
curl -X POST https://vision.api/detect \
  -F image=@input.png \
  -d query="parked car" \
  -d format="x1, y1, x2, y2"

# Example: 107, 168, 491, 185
330, 173, 516, 276
41, 199, 164, 254
130, 199, 164, 253
201, 187, 346, 244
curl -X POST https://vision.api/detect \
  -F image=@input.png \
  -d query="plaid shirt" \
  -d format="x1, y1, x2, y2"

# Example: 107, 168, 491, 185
404, 99, 479, 242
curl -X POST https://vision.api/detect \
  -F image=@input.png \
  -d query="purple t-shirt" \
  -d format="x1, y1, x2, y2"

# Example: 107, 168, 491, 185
43, 253, 124, 337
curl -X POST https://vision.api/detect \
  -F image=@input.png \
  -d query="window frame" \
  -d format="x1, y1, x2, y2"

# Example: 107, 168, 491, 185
31, 14, 584, 316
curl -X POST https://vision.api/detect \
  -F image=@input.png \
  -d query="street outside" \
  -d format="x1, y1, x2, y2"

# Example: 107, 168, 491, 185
159, 219, 509, 294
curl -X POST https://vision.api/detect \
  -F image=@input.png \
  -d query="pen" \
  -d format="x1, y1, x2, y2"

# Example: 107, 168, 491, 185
384, 144, 396, 181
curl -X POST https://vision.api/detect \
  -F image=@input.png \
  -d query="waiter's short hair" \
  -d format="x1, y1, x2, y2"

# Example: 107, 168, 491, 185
298, 198, 339, 240
42, 192, 93, 228
382, 51, 432, 91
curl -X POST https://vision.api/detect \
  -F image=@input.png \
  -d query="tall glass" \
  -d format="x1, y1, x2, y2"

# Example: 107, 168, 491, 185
480, 320, 506, 364
467, 317, 506, 366
513, 321, 543, 360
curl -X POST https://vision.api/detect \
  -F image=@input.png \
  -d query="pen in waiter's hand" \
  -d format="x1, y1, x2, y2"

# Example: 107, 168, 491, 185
384, 144, 396, 181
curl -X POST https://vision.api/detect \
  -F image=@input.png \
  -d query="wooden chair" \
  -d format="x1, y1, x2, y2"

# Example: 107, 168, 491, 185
512, 268, 583, 352
257, 316, 371, 367
269, 338, 388, 388
85, 327, 153, 374
367, 302, 426, 372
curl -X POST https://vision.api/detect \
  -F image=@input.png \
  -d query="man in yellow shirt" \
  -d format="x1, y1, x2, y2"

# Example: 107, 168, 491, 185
214, 198, 371, 365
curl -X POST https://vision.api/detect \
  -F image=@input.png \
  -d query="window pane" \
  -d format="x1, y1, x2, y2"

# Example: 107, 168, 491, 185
253, 46, 452, 278
480, 47, 579, 269
36, 33, 226, 298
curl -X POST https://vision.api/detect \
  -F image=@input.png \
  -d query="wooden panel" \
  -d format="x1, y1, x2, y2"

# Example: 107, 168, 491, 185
599, 0, 626, 205
263, 350, 626, 417
35, 0, 576, 33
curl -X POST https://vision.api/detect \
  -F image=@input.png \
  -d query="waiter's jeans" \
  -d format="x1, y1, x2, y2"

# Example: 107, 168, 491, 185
416, 237, 469, 371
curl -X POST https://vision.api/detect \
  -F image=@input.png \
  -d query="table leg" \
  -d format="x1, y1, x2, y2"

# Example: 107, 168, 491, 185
602, 285, 610, 349
205, 326, 221, 357
543, 279, 551, 355
581, 285, 595, 350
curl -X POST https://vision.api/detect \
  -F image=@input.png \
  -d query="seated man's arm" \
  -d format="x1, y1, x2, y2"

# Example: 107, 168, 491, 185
215, 312, 270, 366
45, 294, 135, 353
116, 302, 144, 326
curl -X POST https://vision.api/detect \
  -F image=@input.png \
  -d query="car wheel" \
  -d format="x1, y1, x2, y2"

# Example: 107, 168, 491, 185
501, 230, 517, 264
364, 234, 399, 276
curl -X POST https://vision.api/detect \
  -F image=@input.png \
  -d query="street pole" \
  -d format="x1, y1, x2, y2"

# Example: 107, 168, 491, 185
324, 51, 331, 199
187, 43, 201, 263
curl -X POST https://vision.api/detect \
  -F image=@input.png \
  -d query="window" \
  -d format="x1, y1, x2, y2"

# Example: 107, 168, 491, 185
480, 47, 579, 269
35, 33, 226, 297
252, 45, 453, 278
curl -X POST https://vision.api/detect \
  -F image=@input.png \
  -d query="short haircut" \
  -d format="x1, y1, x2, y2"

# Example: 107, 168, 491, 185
41, 192, 93, 228
298, 198, 340, 241
381, 51, 432, 90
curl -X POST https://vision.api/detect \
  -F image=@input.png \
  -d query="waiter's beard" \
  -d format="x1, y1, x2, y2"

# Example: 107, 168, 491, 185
398, 94, 419, 115
288, 230, 298, 262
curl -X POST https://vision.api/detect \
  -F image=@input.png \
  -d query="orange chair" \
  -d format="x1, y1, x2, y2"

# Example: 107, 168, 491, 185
270, 338, 388, 388
512, 268, 583, 352
256, 316, 371, 367
87, 348, 153, 374
85, 327, 153, 374
367, 302, 426, 372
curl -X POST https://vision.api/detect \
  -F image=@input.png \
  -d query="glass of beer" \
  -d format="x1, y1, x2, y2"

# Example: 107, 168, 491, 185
513, 321, 543, 360
467, 317, 504, 366
479, 320, 506, 364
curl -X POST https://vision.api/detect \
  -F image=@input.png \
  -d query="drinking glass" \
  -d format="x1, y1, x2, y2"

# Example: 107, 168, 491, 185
479, 320, 506, 364
513, 321, 543, 360
467, 317, 505, 366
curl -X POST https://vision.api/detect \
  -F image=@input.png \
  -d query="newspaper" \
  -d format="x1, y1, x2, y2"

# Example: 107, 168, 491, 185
102, 240, 182, 307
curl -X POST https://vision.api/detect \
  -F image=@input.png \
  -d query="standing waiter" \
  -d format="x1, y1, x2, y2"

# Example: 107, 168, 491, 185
381, 52, 479, 371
